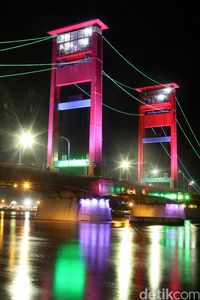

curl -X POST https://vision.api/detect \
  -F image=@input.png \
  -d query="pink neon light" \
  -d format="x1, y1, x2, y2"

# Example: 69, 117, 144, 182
55, 50, 91, 62
135, 82, 179, 92
48, 19, 108, 36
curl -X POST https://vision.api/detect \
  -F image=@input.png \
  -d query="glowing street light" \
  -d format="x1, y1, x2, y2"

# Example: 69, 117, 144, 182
188, 180, 195, 191
189, 180, 195, 186
119, 159, 131, 180
22, 181, 31, 190
152, 168, 159, 176
120, 160, 130, 170
19, 133, 34, 147
18, 132, 35, 164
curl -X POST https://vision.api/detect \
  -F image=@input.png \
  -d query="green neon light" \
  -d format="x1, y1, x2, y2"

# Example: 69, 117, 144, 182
54, 159, 89, 168
116, 186, 121, 193
0, 67, 55, 78
74, 83, 141, 116
110, 186, 115, 193
177, 193, 183, 200
0, 35, 51, 44
148, 191, 191, 201
0, 35, 53, 53
185, 194, 190, 201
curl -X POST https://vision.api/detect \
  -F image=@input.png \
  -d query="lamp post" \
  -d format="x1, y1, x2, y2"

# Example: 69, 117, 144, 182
18, 146, 22, 165
18, 132, 35, 165
119, 159, 130, 181
178, 170, 186, 190
61, 136, 71, 160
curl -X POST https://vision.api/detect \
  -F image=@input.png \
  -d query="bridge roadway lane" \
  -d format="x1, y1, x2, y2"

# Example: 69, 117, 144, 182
0, 162, 104, 195
0, 161, 127, 198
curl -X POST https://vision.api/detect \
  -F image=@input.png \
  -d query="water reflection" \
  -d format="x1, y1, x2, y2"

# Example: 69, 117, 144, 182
53, 243, 86, 300
116, 222, 134, 300
79, 222, 111, 300
0, 212, 200, 300
148, 226, 162, 293
9, 212, 37, 300
79, 223, 111, 273
0, 211, 4, 251
147, 221, 198, 295
9, 217, 16, 271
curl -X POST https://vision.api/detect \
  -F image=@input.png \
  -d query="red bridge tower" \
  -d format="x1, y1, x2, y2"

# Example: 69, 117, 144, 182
136, 83, 179, 188
47, 19, 108, 175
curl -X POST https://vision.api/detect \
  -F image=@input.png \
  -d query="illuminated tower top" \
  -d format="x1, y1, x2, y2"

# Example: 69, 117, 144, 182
135, 83, 179, 106
48, 19, 108, 61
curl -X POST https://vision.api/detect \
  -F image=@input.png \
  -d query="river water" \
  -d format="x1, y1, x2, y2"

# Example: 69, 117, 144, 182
0, 211, 200, 300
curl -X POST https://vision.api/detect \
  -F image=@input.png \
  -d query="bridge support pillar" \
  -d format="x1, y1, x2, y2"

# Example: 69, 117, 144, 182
78, 198, 112, 222
36, 190, 78, 221
129, 204, 185, 224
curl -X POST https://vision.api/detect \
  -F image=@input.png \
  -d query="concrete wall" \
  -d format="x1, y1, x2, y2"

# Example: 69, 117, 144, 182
130, 204, 185, 224
36, 190, 78, 221
36, 191, 112, 222
78, 198, 112, 222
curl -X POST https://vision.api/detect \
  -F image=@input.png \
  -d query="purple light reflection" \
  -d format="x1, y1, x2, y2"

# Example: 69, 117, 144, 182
78, 198, 111, 221
79, 222, 111, 273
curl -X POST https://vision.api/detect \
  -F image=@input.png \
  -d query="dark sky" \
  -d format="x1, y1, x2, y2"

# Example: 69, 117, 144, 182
0, 2, 199, 185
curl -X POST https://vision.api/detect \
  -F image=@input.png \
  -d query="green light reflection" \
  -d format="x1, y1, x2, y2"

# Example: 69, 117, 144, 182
53, 243, 86, 300
184, 221, 191, 284
165, 222, 193, 285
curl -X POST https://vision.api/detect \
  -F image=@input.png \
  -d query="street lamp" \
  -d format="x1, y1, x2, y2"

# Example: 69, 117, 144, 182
188, 180, 195, 191
119, 159, 130, 180
152, 168, 159, 176
18, 132, 35, 164
61, 136, 71, 160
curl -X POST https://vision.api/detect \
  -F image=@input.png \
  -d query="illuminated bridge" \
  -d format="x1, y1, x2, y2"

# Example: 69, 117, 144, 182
1, 162, 199, 223
0, 162, 135, 222
0, 19, 199, 225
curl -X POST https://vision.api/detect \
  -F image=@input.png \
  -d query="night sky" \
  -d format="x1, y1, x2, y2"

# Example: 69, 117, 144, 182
0, 2, 199, 185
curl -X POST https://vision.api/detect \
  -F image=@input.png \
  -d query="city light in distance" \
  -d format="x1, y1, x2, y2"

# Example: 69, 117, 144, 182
22, 182, 31, 190
23, 198, 32, 207
189, 180, 195, 186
